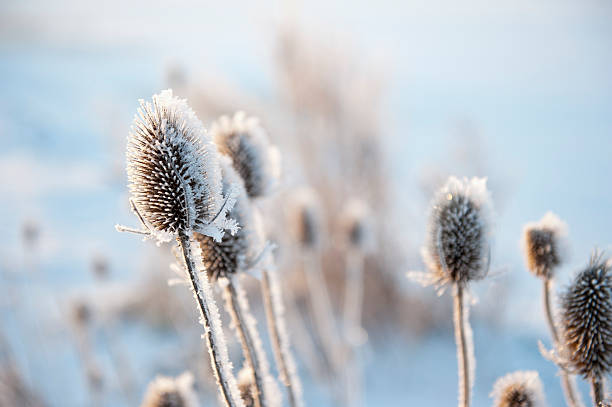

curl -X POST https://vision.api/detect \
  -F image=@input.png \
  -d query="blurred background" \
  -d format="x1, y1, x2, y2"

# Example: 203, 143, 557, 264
1, 0, 611, 405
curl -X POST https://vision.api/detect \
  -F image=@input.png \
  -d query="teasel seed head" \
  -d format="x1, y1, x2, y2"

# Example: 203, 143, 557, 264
560, 252, 612, 379
522, 212, 567, 280
340, 198, 373, 252
237, 366, 255, 407
195, 157, 265, 282
289, 187, 322, 250
211, 111, 280, 199
422, 176, 492, 287
140, 372, 198, 407
490, 371, 547, 407
126, 89, 233, 243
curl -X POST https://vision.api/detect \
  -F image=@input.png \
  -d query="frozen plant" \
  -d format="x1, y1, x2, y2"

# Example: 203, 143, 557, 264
560, 252, 612, 406
522, 213, 581, 407
140, 372, 199, 407
490, 371, 547, 407
411, 176, 493, 407
195, 159, 280, 407
116, 90, 243, 407
213, 112, 303, 407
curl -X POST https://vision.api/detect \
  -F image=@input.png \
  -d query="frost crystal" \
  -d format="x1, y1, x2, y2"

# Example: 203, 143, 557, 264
212, 112, 281, 199
195, 158, 265, 282
490, 371, 547, 407
126, 89, 234, 242
422, 176, 492, 286
522, 212, 567, 279
560, 252, 612, 378
140, 372, 199, 407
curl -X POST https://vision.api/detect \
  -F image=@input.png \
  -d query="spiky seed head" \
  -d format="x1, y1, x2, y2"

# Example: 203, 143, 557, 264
522, 212, 567, 279
490, 371, 547, 407
237, 366, 255, 407
195, 158, 264, 282
560, 252, 612, 378
127, 89, 229, 242
340, 199, 373, 251
289, 187, 322, 249
211, 111, 280, 199
422, 176, 492, 286
140, 372, 198, 407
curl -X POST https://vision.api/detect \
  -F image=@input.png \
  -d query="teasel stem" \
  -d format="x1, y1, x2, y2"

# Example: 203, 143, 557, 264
590, 376, 604, 406
542, 278, 582, 407
223, 275, 267, 407
177, 233, 241, 407
454, 283, 471, 407
303, 251, 343, 393
342, 249, 364, 407
261, 268, 304, 407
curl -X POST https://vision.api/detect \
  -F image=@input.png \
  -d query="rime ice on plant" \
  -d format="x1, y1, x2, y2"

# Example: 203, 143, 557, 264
490, 371, 547, 407
522, 212, 567, 279
422, 176, 492, 287
560, 253, 612, 379
140, 372, 199, 407
125, 89, 237, 242
211, 111, 280, 199
195, 158, 265, 281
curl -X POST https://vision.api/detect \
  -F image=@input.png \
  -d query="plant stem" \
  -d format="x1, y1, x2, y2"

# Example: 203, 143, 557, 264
543, 278, 582, 407
178, 233, 240, 407
261, 268, 303, 407
342, 250, 364, 407
224, 276, 267, 407
591, 376, 604, 407
453, 283, 470, 407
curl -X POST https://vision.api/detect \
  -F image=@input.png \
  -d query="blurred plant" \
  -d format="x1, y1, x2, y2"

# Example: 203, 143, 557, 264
237, 366, 256, 407
410, 176, 493, 407
140, 372, 199, 407
117, 90, 243, 407
212, 111, 303, 407
195, 160, 279, 407
490, 371, 547, 407
522, 212, 581, 407
559, 252, 612, 406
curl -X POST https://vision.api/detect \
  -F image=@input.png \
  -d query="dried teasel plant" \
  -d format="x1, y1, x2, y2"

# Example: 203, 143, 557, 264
195, 160, 280, 407
140, 372, 199, 407
560, 252, 612, 406
116, 89, 243, 407
410, 176, 493, 407
213, 113, 303, 407
522, 213, 581, 406
490, 371, 547, 407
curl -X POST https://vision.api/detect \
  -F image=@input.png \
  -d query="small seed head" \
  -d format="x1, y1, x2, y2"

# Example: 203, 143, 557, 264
237, 366, 255, 407
560, 252, 612, 378
140, 372, 198, 407
490, 371, 546, 407
422, 176, 492, 286
211, 111, 280, 199
340, 199, 373, 251
522, 212, 567, 279
289, 188, 322, 249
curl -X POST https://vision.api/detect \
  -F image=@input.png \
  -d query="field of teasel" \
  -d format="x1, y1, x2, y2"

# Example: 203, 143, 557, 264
1, 1, 612, 406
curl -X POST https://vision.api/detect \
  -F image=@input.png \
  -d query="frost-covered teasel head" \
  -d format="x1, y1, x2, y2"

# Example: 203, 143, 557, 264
140, 372, 198, 407
340, 199, 373, 252
211, 111, 280, 199
422, 176, 492, 287
560, 252, 612, 379
195, 158, 265, 282
126, 89, 235, 242
522, 212, 567, 280
490, 371, 546, 407
289, 188, 322, 250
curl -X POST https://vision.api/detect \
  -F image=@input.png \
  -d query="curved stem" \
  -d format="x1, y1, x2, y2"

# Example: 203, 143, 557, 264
543, 278, 582, 407
224, 276, 267, 407
178, 233, 240, 407
262, 269, 303, 407
453, 283, 470, 407
591, 376, 604, 407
